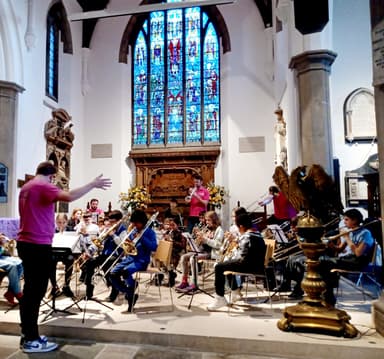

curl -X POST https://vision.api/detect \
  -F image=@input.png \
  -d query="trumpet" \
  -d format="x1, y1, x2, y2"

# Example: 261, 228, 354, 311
194, 225, 210, 247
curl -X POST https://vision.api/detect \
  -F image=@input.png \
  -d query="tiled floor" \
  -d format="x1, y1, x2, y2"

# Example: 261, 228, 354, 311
0, 271, 383, 359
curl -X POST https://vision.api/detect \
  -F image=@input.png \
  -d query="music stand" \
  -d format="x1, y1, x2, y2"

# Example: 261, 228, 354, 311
262, 223, 293, 303
40, 289, 75, 322
40, 248, 78, 322
63, 267, 114, 324
178, 234, 214, 309
267, 224, 289, 244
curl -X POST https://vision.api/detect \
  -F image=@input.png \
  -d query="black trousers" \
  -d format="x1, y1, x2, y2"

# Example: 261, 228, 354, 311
49, 254, 75, 288
320, 254, 370, 290
83, 253, 119, 296
214, 259, 263, 297
17, 241, 53, 341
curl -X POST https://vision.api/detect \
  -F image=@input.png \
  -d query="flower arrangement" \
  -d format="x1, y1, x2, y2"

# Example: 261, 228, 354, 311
119, 186, 151, 212
207, 182, 228, 209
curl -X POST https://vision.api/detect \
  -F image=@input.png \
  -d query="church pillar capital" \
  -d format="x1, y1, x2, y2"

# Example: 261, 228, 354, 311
289, 49, 337, 75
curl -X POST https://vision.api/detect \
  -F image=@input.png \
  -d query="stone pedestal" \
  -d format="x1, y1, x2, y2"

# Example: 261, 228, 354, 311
289, 50, 336, 175
0, 81, 24, 217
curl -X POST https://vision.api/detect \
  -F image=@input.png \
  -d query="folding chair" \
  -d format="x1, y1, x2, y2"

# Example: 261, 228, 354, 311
133, 240, 174, 312
224, 239, 277, 310
331, 242, 382, 300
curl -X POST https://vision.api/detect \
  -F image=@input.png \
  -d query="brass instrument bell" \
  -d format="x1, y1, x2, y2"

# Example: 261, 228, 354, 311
121, 239, 138, 256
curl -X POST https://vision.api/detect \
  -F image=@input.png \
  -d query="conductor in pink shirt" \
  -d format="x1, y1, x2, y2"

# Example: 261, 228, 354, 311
17, 161, 111, 353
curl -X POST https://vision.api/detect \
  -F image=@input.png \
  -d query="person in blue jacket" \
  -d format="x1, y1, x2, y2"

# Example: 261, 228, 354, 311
110, 209, 158, 312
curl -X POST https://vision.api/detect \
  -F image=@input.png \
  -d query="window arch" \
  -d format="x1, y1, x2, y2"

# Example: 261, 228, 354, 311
132, 1, 221, 148
45, 1, 73, 102
46, 13, 59, 101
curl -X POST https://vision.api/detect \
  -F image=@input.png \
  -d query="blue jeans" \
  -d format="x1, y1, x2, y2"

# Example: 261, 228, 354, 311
0, 256, 23, 294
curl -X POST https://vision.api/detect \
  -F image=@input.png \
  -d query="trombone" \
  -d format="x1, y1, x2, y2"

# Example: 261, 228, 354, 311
91, 214, 130, 251
94, 211, 159, 280
321, 218, 382, 243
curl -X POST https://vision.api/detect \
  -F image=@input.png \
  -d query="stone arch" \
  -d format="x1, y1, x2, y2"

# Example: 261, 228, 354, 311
47, 0, 73, 54
0, 0, 24, 84
118, 0, 231, 64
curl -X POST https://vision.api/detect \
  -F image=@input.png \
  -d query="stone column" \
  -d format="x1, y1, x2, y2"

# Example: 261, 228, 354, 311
0, 81, 24, 217
370, 0, 384, 338
289, 50, 337, 175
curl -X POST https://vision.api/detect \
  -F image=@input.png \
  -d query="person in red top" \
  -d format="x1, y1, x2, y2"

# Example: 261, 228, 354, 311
87, 198, 104, 224
17, 161, 111, 353
185, 174, 210, 233
259, 186, 297, 225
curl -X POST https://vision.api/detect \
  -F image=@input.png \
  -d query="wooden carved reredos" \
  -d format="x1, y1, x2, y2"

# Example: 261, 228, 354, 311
130, 147, 220, 221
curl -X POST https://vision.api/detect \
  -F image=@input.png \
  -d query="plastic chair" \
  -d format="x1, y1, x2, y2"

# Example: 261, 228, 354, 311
133, 240, 174, 312
331, 242, 382, 300
224, 239, 277, 310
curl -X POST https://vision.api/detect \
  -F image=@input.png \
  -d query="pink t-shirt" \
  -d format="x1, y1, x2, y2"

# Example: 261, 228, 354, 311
189, 187, 210, 217
18, 178, 60, 245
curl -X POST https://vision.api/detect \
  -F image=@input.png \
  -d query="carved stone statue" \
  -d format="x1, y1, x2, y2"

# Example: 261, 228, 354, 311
274, 107, 288, 170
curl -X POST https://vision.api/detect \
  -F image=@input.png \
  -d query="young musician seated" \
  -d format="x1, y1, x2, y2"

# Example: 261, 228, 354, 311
207, 213, 266, 311
49, 213, 75, 298
161, 217, 186, 287
276, 215, 353, 299
0, 233, 23, 305
163, 198, 183, 228
176, 210, 224, 293
319, 208, 375, 306
82, 210, 127, 301
109, 209, 158, 312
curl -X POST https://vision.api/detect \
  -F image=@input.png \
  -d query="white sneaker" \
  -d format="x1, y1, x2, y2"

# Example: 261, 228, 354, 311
207, 295, 228, 311
22, 336, 58, 353
230, 289, 243, 303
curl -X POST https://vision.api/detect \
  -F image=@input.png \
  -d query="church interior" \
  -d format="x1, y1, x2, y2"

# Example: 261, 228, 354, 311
1, 0, 384, 356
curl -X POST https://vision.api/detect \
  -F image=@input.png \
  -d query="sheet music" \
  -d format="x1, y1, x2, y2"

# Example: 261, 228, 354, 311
183, 232, 202, 253
267, 224, 288, 243
52, 232, 81, 253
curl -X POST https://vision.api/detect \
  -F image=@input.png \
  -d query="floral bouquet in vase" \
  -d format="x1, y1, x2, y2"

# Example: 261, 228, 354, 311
119, 186, 151, 213
207, 182, 228, 210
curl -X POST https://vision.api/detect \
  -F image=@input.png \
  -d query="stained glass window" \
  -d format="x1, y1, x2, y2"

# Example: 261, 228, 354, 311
132, 0, 220, 147
46, 14, 59, 101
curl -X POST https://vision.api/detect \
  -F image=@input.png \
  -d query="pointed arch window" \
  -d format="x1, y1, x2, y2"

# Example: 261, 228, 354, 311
46, 13, 59, 101
132, 0, 221, 147
44, 2, 73, 102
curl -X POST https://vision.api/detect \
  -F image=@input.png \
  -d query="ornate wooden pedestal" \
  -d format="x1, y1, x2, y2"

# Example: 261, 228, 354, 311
277, 231, 358, 338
